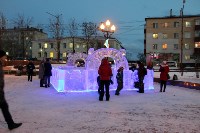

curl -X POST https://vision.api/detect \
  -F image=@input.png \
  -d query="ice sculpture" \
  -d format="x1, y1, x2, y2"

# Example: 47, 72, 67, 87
51, 48, 154, 92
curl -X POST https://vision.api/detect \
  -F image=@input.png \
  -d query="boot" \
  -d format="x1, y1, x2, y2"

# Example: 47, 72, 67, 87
106, 94, 110, 101
8, 123, 22, 130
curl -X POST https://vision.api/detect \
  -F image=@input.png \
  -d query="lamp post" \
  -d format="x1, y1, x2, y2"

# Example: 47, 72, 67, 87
99, 20, 116, 48
46, 12, 62, 62
180, 0, 185, 76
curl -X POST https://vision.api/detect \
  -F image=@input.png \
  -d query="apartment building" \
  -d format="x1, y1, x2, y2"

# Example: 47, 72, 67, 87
144, 15, 200, 67
31, 36, 123, 61
0, 27, 48, 59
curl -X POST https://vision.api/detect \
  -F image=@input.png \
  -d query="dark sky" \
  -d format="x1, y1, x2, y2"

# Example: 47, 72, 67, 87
1, 0, 200, 59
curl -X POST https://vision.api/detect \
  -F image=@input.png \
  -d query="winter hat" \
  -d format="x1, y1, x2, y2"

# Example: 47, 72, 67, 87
0, 50, 6, 58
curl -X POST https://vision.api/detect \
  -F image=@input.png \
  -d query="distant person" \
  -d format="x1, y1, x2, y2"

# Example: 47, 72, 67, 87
115, 67, 124, 95
98, 58, 112, 101
44, 58, 52, 88
0, 50, 22, 130
137, 61, 147, 93
39, 59, 45, 87
159, 61, 169, 92
147, 62, 153, 70
26, 60, 35, 82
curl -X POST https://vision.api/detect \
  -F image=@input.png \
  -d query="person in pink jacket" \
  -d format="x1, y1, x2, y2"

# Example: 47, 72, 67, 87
98, 58, 112, 101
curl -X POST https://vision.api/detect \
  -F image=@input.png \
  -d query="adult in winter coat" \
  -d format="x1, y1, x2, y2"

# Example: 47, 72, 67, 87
0, 50, 22, 130
44, 58, 52, 88
159, 61, 170, 92
137, 61, 147, 93
115, 67, 124, 95
38, 60, 45, 87
98, 58, 112, 101
26, 60, 35, 82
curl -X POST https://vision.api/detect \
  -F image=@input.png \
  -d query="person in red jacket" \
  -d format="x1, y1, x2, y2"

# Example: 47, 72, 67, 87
159, 61, 170, 92
98, 58, 112, 101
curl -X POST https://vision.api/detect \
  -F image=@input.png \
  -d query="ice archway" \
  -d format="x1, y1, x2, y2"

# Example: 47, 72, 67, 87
67, 52, 87, 66
86, 48, 129, 70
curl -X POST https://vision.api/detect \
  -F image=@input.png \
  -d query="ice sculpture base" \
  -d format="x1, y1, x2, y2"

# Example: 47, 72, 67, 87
51, 66, 154, 92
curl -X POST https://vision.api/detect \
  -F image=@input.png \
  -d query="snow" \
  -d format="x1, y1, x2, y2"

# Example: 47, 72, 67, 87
0, 74, 200, 133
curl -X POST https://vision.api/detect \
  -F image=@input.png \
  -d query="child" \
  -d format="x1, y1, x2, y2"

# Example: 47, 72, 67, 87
115, 67, 124, 95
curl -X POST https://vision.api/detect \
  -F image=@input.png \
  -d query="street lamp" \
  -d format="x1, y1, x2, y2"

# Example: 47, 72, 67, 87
99, 20, 116, 48
99, 20, 116, 39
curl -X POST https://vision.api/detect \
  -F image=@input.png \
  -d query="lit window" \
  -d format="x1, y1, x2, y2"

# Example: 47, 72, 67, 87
174, 22, 179, 27
185, 55, 190, 60
163, 22, 169, 28
184, 32, 191, 38
76, 44, 79, 48
63, 52, 66, 57
153, 23, 158, 28
50, 52, 54, 58
153, 33, 158, 39
185, 43, 190, 49
174, 44, 178, 50
69, 43, 73, 48
44, 43, 48, 48
162, 43, 167, 49
185, 21, 191, 27
195, 42, 200, 48
153, 44, 157, 50
174, 33, 179, 39
195, 19, 200, 25
83, 45, 87, 48
163, 33, 168, 39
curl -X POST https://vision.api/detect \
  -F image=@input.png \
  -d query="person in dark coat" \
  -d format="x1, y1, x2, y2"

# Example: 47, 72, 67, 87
0, 50, 22, 130
98, 58, 112, 101
115, 67, 124, 95
137, 61, 147, 93
38, 59, 45, 87
159, 61, 170, 92
44, 58, 52, 88
26, 60, 35, 82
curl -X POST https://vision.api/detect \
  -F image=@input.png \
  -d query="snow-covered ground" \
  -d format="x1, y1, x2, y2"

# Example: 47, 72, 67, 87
0, 74, 200, 133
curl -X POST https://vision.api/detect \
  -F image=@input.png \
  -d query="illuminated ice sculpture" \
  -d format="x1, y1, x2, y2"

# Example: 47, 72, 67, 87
51, 48, 154, 92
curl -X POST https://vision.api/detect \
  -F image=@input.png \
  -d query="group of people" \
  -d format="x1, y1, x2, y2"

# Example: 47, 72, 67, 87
97, 57, 170, 101
38, 58, 52, 88
26, 58, 52, 88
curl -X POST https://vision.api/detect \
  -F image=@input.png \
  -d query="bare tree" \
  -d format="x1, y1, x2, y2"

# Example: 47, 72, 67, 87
12, 14, 33, 28
10, 14, 34, 59
67, 18, 78, 53
0, 12, 7, 50
81, 22, 97, 53
48, 13, 64, 62
0, 12, 7, 28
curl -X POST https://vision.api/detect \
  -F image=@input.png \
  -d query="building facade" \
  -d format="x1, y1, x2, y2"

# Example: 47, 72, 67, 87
144, 15, 200, 67
31, 36, 123, 61
0, 27, 48, 59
